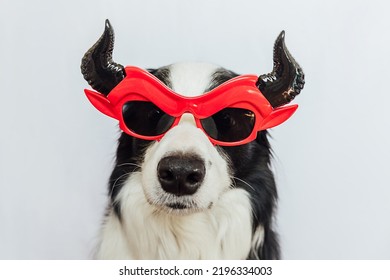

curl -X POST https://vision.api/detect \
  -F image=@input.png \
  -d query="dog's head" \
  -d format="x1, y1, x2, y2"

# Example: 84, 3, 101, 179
81, 20, 304, 217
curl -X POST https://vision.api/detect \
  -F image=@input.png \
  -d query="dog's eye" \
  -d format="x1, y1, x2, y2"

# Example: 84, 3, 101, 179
122, 101, 175, 136
200, 108, 255, 142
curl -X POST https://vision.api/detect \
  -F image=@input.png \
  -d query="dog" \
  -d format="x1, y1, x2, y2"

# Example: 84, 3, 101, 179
81, 20, 304, 259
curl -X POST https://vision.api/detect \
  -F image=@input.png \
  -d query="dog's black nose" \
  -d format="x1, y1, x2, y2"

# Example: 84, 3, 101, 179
157, 155, 206, 196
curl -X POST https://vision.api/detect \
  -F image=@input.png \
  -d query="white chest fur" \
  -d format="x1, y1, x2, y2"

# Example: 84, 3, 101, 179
96, 173, 253, 259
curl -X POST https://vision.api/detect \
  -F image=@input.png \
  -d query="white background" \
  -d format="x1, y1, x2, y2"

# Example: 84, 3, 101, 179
0, 0, 389, 259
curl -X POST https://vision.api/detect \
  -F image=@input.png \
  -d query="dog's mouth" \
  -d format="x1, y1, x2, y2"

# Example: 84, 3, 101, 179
162, 200, 201, 215
161, 200, 214, 215
167, 202, 188, 210
146, 194, 207, 215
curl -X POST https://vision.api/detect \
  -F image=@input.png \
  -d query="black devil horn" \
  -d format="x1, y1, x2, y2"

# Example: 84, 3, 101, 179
256, 31, 305, 108
81, 19, 125, 95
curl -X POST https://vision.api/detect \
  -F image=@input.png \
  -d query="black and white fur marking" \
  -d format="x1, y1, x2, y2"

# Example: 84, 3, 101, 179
96, 62, 280, 259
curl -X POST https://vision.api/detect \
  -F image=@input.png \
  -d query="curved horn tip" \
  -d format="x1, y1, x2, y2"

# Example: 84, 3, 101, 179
278, 30, 286, 40
105, 19, 112, 30
275, 30, 286, 48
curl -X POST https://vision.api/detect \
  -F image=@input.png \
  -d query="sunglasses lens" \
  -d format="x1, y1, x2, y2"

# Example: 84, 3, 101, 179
200, 108, 255, 143
122, 101, 175, 137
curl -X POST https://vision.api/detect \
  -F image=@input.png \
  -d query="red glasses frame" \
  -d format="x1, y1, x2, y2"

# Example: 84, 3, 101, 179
84, 66, 298, 146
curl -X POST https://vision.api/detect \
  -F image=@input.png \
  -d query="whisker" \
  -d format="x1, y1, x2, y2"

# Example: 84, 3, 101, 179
109, 171, 134, 199
232, 176, 260, 224
109, 164, 142, 198
117, 162, 142, 171
232, 176, 255, 191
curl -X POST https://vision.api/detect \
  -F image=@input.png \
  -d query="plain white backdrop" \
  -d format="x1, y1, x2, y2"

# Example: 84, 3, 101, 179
1, 0, 389, 259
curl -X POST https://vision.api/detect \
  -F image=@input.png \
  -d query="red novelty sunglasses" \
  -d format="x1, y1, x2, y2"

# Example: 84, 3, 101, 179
85, 66, 297, 146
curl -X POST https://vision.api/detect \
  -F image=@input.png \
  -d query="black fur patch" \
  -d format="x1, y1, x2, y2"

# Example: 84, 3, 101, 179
148, 67, 172, 88
206, 68, 239, 92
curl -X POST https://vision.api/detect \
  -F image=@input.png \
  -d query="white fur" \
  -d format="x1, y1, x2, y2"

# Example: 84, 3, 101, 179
97, 173, 253, 259
251, 226, 265, 259
169, 62, 219, 97
95, 62, 260, 259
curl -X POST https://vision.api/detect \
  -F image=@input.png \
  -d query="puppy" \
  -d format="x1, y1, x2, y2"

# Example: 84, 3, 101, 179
81, 20, 304, 259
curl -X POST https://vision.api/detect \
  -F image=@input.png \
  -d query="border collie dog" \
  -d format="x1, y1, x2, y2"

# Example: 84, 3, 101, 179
81, 20, 304, 260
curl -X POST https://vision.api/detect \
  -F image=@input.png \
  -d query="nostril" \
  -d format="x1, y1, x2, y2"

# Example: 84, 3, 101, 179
186, 169, 205, 186
158, 168, 175, 182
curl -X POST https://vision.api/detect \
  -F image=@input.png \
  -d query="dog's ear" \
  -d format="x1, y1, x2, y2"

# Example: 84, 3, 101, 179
259, 104, 298, 131
84, 89, 115, 119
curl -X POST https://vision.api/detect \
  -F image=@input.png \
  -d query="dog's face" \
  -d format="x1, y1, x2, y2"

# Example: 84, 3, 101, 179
143, 70, 232, 214
112, 63, 236, 215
